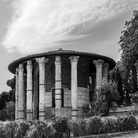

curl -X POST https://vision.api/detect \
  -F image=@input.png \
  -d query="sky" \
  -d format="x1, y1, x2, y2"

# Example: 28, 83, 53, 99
0, 0, 138, 92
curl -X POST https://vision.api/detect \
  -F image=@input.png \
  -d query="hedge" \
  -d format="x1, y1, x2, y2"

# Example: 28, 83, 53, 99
0, 114, 138, 138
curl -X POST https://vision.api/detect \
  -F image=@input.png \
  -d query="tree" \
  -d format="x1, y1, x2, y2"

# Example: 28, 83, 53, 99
119, 10, 138, 73
82, 81, 120, 117
119, 10, 138, 104
6, 77, 15, 90
109, 61, 124, 105
6, 101, 15, 120
0, 91, 10, 110
97, 81, 120, 115
6, 77, 15, 102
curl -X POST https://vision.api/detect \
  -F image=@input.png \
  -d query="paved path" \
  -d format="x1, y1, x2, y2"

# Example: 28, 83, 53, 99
113, 132, 138, 138
75, 131, 138, 138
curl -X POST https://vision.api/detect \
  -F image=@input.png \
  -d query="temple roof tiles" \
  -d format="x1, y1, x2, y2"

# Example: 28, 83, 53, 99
8, 49, 116, 74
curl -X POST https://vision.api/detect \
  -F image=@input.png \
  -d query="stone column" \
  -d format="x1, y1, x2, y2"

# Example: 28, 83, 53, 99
70, 56, 79, 120
15, 68, 19, 120
33, 66, 39, 120
102, 63, 109, 82
93, 59, 104, 89
26, 60, 33, 120
55, 56, 62, 116
135, 60, 138, 91
18, 64, 25, 120
36, 57, 48, 121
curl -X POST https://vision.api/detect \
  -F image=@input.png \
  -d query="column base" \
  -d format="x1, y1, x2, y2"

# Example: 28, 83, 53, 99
71, 109, 78, 120
18, 109, 25, 120
39, 110, 45, 121
26, 110, 33, 121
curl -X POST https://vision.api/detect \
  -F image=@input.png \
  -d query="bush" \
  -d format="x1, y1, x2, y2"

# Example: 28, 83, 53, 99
96, 81, 120, 116
69, 119, 87, 137
0, 115, 138, 137
86, 116, 104, 135
82, 81, 120, 118
53, 117, 69, 138
6, 101, 15, 121
0, 109, 8, 121
100, 116, 118, 133
26, 120, 55, 138
116, 115, 138, 132
69, 115, 138, 137
4, 121, 18, 138
0, 122, 6, 138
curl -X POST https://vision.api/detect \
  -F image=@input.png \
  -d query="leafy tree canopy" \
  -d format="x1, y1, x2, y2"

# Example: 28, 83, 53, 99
0, 77, 16, 110
119, 10, 138, 76
6, 77, 15, 90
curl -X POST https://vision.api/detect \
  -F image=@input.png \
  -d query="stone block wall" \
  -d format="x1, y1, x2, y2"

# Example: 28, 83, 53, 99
77, 87, 89, 107
45, 92, 52, 107
64, 89, 71, 107
45, 87, 89, 119
45, 57, 55, 92
45, 108, 55, 119
45, 107, 83, 119
45, 87, 89, 108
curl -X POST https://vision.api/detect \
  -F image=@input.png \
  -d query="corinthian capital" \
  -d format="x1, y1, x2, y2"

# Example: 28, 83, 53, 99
69, 56, 79, 63
55, 56, 61, 65
93, 59, 104, 68
16, 68, 19, 74
36, 57, 48, 64
26, 60, 32, 70
103, 63, 109, 71
18, 64, 24, 73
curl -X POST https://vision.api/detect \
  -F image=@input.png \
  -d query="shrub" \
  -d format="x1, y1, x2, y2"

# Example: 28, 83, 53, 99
86, 116, 104, 135
69, 115, 138, 137
116, 115, 138, 132
0, 115, 138, 137
69, 119, 87, 137
26, 120, 55, 138
82, 81, 120, 118
6, 101, 15, 121
53, 117, 69, 138
4, 121, 18, 138
15, 121, 30, 138
0, 109, 8, 121
82, 104, 91, 117
0, 122, 6, 138
97, 81, 120, 116
100, 116, 118, 133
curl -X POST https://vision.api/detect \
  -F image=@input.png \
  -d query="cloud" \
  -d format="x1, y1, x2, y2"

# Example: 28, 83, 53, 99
2, 0, 10, 2
2, 0, 138, 54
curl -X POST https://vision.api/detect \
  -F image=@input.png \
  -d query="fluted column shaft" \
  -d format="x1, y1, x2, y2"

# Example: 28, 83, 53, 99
36, 57, 48, 121
93, 59, 104, 89
26, 60, 33, 120
18, 64, 25, 120
103, 63, 109, 82
33, 67, 39, 120
55, 56, 62, 108
70, 56, 79, 120
15, 68, 19, 120
55, 56, 62, 117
